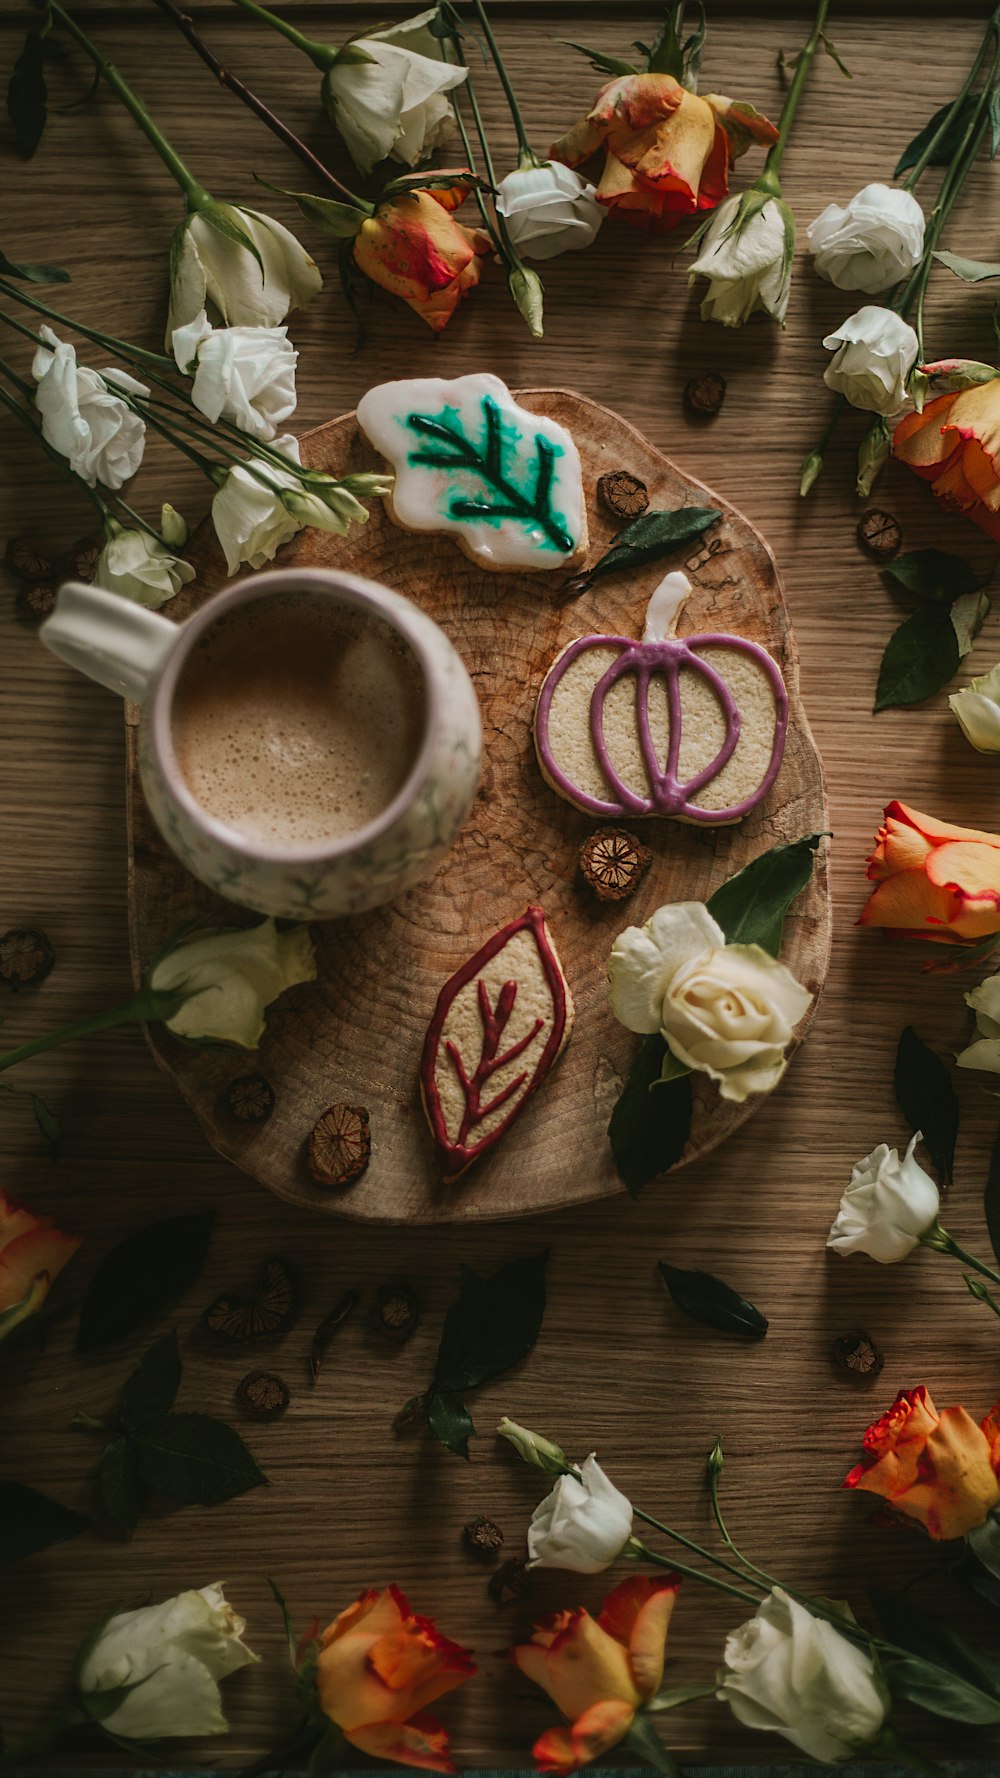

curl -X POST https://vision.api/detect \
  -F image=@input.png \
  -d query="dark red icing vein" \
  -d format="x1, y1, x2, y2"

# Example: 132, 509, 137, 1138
420, 906, 570, 1182
535, 631, 788, 823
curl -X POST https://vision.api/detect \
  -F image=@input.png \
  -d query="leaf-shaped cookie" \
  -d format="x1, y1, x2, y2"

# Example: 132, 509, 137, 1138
420, 907, 574, 1183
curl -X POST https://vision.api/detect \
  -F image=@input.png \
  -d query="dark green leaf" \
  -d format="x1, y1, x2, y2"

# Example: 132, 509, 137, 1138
969, 1514, 1000, 1582
0, 1479, 90, 1565
952, 1541, 1000, 1610
0, 246, 68, 283
895, 94, 980, 178
559, 39, 640, 77
119, 1331, 182, 1430
706, 834, 823, 957
873, 1587, 1000, 1694
426, 1392, 475, 1460
874, 604, 960, 711
7, 30, 47, 159
645, 12, 683, 77
431, 1251, 548, 1396
934, 250, 1000, 283
97, 1437, 146, 1536
609, 1038, 693, 1195
885, 548, 979, 604
254, 178, 366, 241
31, 1093, 60, 1158
75, 1210, 215, 1353
880, 1650, 1000, 1724
134, 1412, 266, 1505
658, 1261, 767, 1338
986, 1117, 1000, 1269
894, 1026, 959, 1183
562, 507, 720, 599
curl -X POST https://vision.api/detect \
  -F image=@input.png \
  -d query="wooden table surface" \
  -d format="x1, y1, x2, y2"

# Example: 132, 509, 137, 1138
3, 2, 1000, 1767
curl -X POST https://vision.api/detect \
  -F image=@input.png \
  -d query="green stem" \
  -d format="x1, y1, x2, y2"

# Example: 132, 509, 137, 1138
923, 1222, 1000, 1290
707, 1457, 786, 1594
48, 3, 212, 209
965, 1274, 1000, 1319
633, 1505, 769, 1597
762, 0, 831, 186
0, 275, 174, 371
0, 373, 115, 527
0, 987, 182, 1076
469, 0, 538, 166
903, 6, 1000, 191
629, 1536, 762, 1607
228, 0, 336, 71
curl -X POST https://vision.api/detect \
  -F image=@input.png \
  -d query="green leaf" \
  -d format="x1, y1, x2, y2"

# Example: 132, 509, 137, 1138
119, 1331, 182, 1431
658, 1261, 768, 1338
874, 604, 960, 711
681, 5, 706, 85
31, 1093, 60, 1158
559, 39, 640, 77
609, 1037, 693, 1195
985, 1117, 1000, 1269
874, 1589, 1000, 1723
562, 506, 720, 599
7, 30, 47, 159
255, 177, 366, 241
426, 1392, 475, 1459
895, 94, 980, 178
894, 1026, 959, 1184
885, 548, 979, 603
405, 397, 578, 557
199, 204, 264, 274
0, 1479, 90, 1565
952, 589, 991, 655
934, 249, 1000, 283
820, 32, 852, 78
645, 11, 683, 78
705, 834, 823, 957
75, 1211, 215, 1353
0, 246, 68, 283
431, 1250, 548, 1396
97, 1437, 146, 1537
969, 1513, 1000, 1582
134, 1412, 266, 1506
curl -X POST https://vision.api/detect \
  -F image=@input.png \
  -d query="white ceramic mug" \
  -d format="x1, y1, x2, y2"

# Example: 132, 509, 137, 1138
40, 567, 482, 921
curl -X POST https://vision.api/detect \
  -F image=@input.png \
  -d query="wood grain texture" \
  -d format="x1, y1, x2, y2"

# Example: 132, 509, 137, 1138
127, 391, 830, 1223
3, 3, 1000, 1767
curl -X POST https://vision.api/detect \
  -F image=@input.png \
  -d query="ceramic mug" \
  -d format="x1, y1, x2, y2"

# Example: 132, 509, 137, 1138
40, 567, 483, 921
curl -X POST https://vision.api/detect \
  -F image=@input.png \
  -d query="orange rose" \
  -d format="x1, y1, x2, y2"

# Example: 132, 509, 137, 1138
509, 1575, 680, 1774
859, 800, 1000, 943
313, 1585, 475, 1772
845, 1385, 1000, 1541
353, 182, 492, 333
0, 1189, 81, 1343
894, 372, 1000, 542
551, 75, 776, 234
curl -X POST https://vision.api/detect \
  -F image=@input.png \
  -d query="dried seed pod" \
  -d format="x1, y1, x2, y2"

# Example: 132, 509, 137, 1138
308, 1103, 371, 1188
0, 927, 55, 988
224, 1072, 275, 1124
579, 826, 653, 903
830, 1329, 884, 1380
488, 1558, 529, 1605
596, 470, 649, 520
236, 1369, 290, 1420
202, 1256, 299, 1343
309, 1289, 359, 1383
15, 580, 57, 623
684, 372, 726, 418
464, 1515, 504, 1560
857, 508, 902, 561
69, 537, 102, 583
5, 537, 53, 582
374, 1278, 420, 1343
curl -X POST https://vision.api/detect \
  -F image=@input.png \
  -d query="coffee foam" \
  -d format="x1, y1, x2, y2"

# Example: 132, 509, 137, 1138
171, 590, 426, 850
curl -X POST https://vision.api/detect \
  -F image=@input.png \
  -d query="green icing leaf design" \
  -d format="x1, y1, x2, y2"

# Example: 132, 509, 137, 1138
404, 395, 576, 555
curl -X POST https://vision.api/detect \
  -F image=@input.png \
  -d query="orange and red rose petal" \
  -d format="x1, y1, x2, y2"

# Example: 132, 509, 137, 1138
845, 1387, 1000, 1542
346, 1712, 458, 1774
352, 192, 491, 333
533, 1698, 637, 1774
861, 802, 1000, 941
0, 1217, 81, 1324
895, 378, 1000, 541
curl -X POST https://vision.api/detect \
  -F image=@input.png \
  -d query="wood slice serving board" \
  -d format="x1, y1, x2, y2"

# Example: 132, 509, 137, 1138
126, 389, 831, 1225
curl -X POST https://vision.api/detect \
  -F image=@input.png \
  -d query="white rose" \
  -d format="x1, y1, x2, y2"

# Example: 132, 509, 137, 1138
496, 162, 604, 261
808, 183, 925, 295
826, 1132, 940, 1263
609, 903, 811, 1104
527, 1454, 633, 1573
956, 970, 1000, 1074
76, 1583, 257, 1740
822, 305, 918, 415
167, 203, 322, 342
151, 917, 317, 1048
172, 310, 297, 442
94, 512, 195, 609
210, 433, 304, 574
689, 193, 794, 328
718, 1589, 886, 1764
322, 10, 467, 176
31, 325, 148, 490
950, 663, 1000, 754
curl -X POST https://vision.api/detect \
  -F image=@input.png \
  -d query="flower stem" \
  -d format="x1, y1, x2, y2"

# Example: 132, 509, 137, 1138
923, 1222, 1000, 1291
47, 2, 212, 209
762, 0, 831, 186
0, 372, 115, 527
227, 0, 336, 71
0, 988, 183, 1077
633, 1505, 769, 1597
469, 0, 538, 166
902, 6, 1000, 191
965, 1274, 1000, 1319
628, 1536, 762, 1607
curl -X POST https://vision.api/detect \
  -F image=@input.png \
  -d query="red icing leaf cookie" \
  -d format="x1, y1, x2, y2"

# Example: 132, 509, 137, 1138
419, 907, 574, 1183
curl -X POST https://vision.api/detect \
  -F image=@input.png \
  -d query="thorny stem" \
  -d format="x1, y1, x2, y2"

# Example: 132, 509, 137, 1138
227, 0, 337, 71
0, 988, 184, 1076
761, 0, 831, 187
469, 0, 538, 166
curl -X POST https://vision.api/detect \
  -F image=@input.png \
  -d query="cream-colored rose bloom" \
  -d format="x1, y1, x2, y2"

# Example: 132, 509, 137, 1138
950, 664, 1000, 754
527, 1455, 633, 1573
956, 969, 1000, 1074
94, 511, 195, 609
172, 310, 298, 442
167, 203, 321, 341
151, 917, 317, 1048
690, 193, 793, 328
808, 183, 924, 295
827, 1132, 940, 1263
76, 1584, 257, 1740
210, 433, 305, 574
822, 305, 917, 415
322, 10, 468, 176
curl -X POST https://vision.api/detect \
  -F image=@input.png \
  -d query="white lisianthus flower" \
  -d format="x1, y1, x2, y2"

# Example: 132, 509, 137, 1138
826, 1132, 939, 1263
172, 310, 297, 442
950, 664, 1000, 754
322, 10, 468, 176
94, 511, 195, 609
31, 325, 148, 489
211, 433, 305, 574
689, 193, 794, 327
609, 903, 812, 1103
718, 1589, 887, 1765
496, 162, 604, 261
527, 1454, 633, 1573
808, 183, 925, 295
281, 482, 371, 535
496, 1416, 570, 1477
822, 306, 918, 415
75, 1584, 257, 1740
151, 918, 317, 1048
167, 203, 322, 342
956, 971, 1000, 1074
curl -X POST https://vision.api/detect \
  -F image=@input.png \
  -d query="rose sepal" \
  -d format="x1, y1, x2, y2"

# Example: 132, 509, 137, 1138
920, 357, 999, 394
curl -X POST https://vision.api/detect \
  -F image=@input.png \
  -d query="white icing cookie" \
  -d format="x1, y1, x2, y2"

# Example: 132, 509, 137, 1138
356, 373, 587, 573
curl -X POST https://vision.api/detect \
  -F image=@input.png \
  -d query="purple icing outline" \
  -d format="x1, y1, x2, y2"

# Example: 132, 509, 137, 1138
535, 631, 789, 823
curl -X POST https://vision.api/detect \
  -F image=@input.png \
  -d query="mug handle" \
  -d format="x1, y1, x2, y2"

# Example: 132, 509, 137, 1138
40, 581, 178, 704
